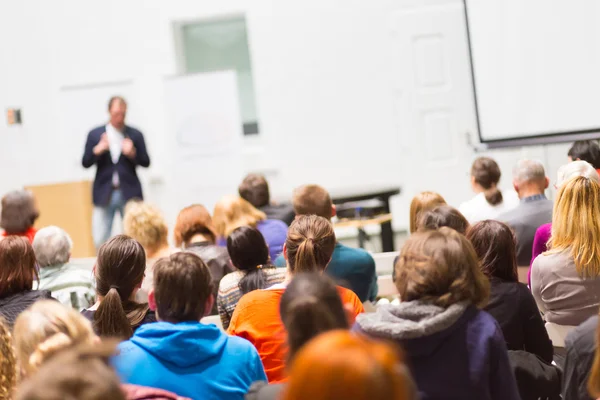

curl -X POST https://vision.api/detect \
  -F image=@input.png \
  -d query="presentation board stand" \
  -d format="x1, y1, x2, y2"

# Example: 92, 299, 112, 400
25, 180, 95, 257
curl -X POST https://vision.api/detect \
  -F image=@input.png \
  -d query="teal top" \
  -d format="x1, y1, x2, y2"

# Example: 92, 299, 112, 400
275, 242, 378, 302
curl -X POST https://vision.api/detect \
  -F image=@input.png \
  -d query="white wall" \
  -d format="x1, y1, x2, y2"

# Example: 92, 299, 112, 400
0, 0, 576, 232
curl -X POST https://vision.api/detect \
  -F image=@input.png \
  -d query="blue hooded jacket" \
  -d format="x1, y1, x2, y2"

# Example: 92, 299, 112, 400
112, 321, 266, 400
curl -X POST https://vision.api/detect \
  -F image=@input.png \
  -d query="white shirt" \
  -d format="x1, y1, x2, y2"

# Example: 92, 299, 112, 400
458, 190, 520, 224
105, 123, 124, 186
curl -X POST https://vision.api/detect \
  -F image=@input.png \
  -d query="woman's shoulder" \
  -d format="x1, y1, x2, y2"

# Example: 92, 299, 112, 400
533, 249, 573, 268
219, 270, 245, 292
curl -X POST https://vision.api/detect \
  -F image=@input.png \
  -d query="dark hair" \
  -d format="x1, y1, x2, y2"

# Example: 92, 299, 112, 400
568, 140, 600, 169
227, 226, 272, 295
107, 96, 127, 111
280, 273, 348, 361
285, 215, 336, 273
0, 190, 39, 234
93, 235, 147, 339
467, 220, 518, 282
0, 236, 38, 297
417, 205, 469, 235
153, 252, 212, 323
471, 157, 503, 206
238, 174, 270, 208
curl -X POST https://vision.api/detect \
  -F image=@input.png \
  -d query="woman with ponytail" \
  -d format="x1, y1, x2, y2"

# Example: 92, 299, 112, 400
217, 226, 286, 329
459, 157, 519, 223
81, 235, 155, 339
228, 215, 363, 383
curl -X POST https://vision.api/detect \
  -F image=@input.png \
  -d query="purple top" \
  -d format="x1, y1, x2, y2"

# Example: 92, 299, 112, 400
217, 219, 288, 262
529, 223, 552, 285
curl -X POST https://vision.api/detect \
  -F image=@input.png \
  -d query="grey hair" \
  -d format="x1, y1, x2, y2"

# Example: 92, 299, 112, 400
32, 226, 73, 267
512, 159, 546, 183
557, 160, 600, 187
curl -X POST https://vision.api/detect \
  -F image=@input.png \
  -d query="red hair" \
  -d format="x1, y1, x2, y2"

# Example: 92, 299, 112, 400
283, 331, 411, 400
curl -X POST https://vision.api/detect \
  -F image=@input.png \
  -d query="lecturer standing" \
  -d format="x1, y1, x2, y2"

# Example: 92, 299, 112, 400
82, 96, 150, 249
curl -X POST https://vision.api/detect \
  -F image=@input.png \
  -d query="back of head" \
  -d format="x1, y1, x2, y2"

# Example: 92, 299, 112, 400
13, 300, 96, 379
471, 157, 503, 205
173, 204, 217, 248
227, 226, 270, 295
280, 273, 348, 360
467, 220, 518, 282
153, 252, 212, 323
0, 190, 39, 234
292, 185, 333, 219
0, 236, 37, 297
94, 235, 147, 339
409, 191, 446, 233
513, 159, 546, 186
123, 201, 168, 256
285, 215, 336, 273
395, 227, 489, 308
550, 176, 600, 277
0, 317, 15, 400
556, 160, 599, 187
417, 205, 469, 235
568, 140, 600, 169
283, 331, 413, 400
213, 195, 266, 238
32, 226, 73, 268
15, 342, 125, 400
239, 173, 270, 208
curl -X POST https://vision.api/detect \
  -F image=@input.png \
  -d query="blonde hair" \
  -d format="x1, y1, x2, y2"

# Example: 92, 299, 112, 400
0, 317, 15, 400
285, 215, 336, 273
409, 192, 446, 233
13, 301, 96, 378
123, 201, 169, 257
547, 176, 600, 278
212, 195, 266, 238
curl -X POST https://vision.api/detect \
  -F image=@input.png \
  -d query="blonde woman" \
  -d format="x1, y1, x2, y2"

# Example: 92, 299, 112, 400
408, 191, 446, 234
531, 175, 600, 326
13, 300, 97, 379
213, 195, 288, 262
0, 317, 15, 400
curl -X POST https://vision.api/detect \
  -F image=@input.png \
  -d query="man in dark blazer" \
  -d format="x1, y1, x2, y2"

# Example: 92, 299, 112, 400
82, 96, 150, 249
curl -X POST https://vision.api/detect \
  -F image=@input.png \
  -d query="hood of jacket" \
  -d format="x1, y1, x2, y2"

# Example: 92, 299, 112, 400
356, 300, 474, 357
130, 321, 227, 368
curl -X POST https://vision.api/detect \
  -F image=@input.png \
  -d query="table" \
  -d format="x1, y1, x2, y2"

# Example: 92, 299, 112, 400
330, 187, 401, 252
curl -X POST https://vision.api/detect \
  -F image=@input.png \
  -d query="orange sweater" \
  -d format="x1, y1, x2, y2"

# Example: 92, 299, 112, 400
227, 286, 364, 383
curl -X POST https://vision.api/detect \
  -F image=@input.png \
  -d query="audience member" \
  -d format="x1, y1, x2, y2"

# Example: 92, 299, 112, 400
33, 226, 95, 310
218, 226, 285, 329
496, 159, 551, 267
0, 317, 15, 400
213, 195, 287, 262
531, 176, 600, 326
562, 315, 598, 400
409, 191, 446, 234
587, 316, 600, 400
568, 140, 600, 171
417, 204, 469, 234
0, 236, 52, 327
0, 190, 39, 243
81, 235, 156, 338
228, 215, 364, 383
467, 220, 552, 360
355, 227, 520, 400
113, 252, 266, 400
282, 331, 416, 400
13, 300, 96, 379
174, 204, 233, 315
275, 184, 377, 302
239, 173, 295, 226
530, 160, 599, 279
459, 157, 519, 223
123, 201, 173, 302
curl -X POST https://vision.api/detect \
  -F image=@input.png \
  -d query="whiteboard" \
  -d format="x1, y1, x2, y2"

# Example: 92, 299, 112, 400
465, 0, 600, 145
58, 81, 137, 180
162, 71, 244, 223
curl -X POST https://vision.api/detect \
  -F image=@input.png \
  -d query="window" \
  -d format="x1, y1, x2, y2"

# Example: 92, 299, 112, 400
180, 16, 259, 135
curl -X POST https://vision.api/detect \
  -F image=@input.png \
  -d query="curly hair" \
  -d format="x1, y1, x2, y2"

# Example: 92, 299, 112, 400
0, 190, 39, 234
122, 201, 168, 257
0, 317, 15, 400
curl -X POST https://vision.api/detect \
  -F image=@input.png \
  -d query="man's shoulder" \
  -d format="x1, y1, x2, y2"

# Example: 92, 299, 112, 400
88, 125, 105, 136
334, 244, 375, 265
125, 125, 144, 137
